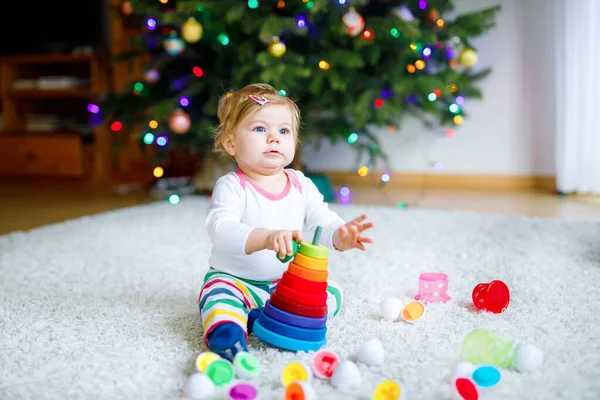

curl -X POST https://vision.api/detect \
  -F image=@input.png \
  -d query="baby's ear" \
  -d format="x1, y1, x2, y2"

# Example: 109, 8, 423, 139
222, 134, 235, 156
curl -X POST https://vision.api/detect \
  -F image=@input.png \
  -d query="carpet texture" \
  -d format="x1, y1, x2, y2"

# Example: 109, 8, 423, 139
1, 196, 599, 400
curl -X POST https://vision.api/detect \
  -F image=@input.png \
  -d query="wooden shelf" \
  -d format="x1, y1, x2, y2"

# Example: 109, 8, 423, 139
0, 130, 88, 137
7, 88, 93, 99
0, 53, 111, 184
0, 134, 86, 177
0, 53, 105, 64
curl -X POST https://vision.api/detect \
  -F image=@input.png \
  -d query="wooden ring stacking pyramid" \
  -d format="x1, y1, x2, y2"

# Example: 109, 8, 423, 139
254, 226, 330, 352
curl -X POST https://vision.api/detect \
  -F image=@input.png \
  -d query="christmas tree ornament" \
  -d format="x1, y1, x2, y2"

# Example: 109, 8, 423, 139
145, 69, 160, 83
459, 48, 478, 68
121, 0, 133, 16
168, 109, 191, 134
164, 32, 186, 56
268, 36, 287, 57
342, 8, 365, 37
424, 8, 439, 24
181, 18, 203, 43
392, 5, 413, 21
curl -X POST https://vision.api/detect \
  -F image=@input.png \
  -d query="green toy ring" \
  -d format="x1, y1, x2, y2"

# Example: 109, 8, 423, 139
277, 240, 299, 263
299, 226, 329, 259
298, 241, 328, 259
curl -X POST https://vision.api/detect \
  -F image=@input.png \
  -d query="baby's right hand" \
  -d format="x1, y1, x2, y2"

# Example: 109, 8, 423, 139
265, 230, 303, 259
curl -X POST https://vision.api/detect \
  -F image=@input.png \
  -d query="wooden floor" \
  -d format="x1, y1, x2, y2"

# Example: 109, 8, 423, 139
1, 180, 599, 236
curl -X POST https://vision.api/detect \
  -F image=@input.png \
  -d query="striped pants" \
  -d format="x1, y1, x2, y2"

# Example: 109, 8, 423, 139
198, 268, 343, 344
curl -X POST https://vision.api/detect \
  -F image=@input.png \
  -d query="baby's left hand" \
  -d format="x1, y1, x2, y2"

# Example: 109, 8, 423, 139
333, 214, 374, 251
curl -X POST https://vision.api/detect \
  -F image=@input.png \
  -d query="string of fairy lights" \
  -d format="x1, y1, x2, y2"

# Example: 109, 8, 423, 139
89, 0, 480, 205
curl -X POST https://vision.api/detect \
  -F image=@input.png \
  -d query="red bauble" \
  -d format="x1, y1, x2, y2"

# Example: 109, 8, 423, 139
425, 8, 439, 24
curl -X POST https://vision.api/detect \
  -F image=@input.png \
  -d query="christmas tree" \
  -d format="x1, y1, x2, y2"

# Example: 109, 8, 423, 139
98, 0, 500, 177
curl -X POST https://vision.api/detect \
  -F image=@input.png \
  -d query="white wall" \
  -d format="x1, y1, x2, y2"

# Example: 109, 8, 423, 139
302, 0, 557, 176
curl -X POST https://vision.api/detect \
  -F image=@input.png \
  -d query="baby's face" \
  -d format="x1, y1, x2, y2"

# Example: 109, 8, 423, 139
229, 104, 296, 174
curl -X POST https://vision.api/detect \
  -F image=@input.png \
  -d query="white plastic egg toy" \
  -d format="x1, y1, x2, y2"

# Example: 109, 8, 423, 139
183, 373, 216, 400
380, 297, 403, 321
514, 343, 544, 373
331, 360, 362, 389
449, 361, 475, 382
356, 338, 385, 367
286, 381, 317, 400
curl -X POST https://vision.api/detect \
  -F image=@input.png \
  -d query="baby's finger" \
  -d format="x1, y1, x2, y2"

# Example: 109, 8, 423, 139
278, 237, 287, 258
352, 214, 368, 224
359, 222, 375, 232
358, 236, 373, 243
292, 230, 303, 243
285, 234, 294, 255
356, 241, 366, 251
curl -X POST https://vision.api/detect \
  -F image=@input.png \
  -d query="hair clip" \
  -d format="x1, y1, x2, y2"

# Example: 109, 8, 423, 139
248, 95, 269, 106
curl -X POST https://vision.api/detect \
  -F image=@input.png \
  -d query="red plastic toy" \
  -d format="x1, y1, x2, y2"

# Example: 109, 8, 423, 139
472, 280, 510, 314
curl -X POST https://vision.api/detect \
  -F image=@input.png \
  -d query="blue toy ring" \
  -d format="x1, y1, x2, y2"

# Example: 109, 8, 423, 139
264, 300, 327, 329
253, 319, 326, 352
258, 312, 327, 341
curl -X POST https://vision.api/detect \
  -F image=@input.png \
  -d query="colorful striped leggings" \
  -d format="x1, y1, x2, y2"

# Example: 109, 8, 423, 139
198, 268, 343, 344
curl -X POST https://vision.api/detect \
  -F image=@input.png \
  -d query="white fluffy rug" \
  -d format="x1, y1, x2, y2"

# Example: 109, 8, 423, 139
1, 196, 599, 400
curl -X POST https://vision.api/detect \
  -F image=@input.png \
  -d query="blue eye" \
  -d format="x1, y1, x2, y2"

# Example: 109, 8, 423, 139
253, 126, 266, 132
279, 128, 289, 135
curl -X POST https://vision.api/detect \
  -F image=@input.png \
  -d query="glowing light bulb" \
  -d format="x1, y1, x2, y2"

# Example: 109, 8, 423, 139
192, 66, 204, 77
111, 121, 122, 132
143, 133, 155, 144
156, 136, 168, 146
153, 166, 164, 178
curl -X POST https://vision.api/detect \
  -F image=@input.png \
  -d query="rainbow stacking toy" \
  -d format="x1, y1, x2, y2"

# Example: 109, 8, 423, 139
253, 226, 330, 352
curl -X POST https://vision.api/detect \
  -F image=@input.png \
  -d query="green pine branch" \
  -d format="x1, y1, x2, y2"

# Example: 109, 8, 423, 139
100, 0, 501, 170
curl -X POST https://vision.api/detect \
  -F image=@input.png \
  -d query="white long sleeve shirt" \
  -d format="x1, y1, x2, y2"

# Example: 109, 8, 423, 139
205, 168, 344, 281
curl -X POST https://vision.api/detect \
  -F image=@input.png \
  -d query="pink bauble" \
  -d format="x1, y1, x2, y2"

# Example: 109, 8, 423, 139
168, 109, 191, 134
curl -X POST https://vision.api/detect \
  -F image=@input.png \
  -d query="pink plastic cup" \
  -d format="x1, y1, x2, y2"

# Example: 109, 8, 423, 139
415, 272, 451, 303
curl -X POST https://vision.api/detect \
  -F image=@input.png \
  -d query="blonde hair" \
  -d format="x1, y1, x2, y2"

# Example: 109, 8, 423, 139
213, 83, 301, 154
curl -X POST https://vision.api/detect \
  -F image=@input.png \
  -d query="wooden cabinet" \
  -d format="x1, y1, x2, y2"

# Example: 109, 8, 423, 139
0, 136, 85, 177
0, 54, 111, 183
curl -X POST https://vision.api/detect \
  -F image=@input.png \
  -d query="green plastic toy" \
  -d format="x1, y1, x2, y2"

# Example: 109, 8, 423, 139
277, 240, 299, 263
462, 329, 516, 369
277, 226, 327, 262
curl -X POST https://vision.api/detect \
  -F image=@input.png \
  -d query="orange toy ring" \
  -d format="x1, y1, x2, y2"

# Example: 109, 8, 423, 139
292, 252, 328, 271
288, 262, 328, 282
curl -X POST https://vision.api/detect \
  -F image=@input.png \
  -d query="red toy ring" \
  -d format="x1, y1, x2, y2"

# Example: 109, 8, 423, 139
280, 272, 328, 294
270, 291, 328, 318
275, 282, 327, 307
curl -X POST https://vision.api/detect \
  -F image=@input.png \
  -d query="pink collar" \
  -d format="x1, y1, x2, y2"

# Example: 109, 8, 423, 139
235, 168, 302, 200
